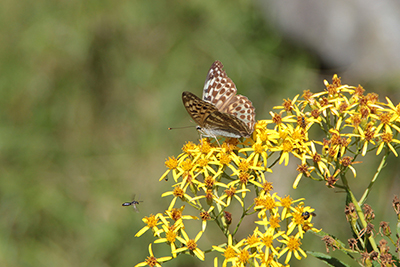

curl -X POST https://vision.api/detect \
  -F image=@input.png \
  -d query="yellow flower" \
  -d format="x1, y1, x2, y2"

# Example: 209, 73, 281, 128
239, 139, 270, 170
161, 206, 198, 230
273, 95, 300, 113
323, 168, 341, 188
269, 124, 310, 166
286, 205, 316, 238
160, 156, 179, 181
255, 214, 282, 235
347, 124, 379, 156
174, 229, 205, 261
254, 123, 280, 147
213, 234, 244, 267
191, 186, 227, 207
272, 139, 293, 166
306, 141, 329, 173
257, 229, 284, 262
135, 243, 172, 267
219, 180, 250, 207
376, 127, 400, 157
182, 141, 197, 154
199, 206, 214, 231
294, 163, 314, 189
244, 227, 263, 249
236, 248, 252, 267
278, 232, 307, 264
161, 182, 194, 210
133, 73, 400, 267
375, 108, 400, 134
135, 214, 163, 237
154, 224, 180, 258
254, 192, 281, 218
382, 96, 400, 124
279, 195, 304, 220
263, 111, 297, 133
193, 153, 222, 178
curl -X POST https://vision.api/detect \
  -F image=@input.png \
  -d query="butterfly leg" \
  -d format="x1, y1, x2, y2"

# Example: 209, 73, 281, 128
210, 134, 221, 147
199, 135, 221, 147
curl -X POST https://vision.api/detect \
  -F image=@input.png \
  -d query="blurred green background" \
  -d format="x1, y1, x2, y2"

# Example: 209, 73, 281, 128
1, 0, 399, 266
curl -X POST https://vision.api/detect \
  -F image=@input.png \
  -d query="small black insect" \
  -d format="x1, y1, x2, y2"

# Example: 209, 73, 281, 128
122, 195, 143, 212
301, 211, 316, 220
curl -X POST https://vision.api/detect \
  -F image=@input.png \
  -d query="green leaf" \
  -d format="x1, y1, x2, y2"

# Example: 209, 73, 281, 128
307, 251, 351, 267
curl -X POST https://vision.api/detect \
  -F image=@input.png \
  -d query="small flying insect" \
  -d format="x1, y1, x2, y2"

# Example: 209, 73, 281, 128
122, 195, 143, 212
302, 211, 317, 220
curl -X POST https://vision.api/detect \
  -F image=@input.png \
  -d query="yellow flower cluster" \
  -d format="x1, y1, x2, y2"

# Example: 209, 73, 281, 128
136, 132, 318, 266
269, 75, 400, 188
134, 75, 400, 266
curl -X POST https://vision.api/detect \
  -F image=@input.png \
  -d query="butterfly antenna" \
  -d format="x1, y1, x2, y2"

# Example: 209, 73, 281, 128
168, 126, 195, 130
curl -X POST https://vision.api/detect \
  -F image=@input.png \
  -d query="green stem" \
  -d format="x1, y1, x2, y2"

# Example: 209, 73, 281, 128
358, 153, 388, 205
267, 153, 280, 169
342, 173, 378, 252
232, 208, 246, 237
211, 187, 228, 235
347, 188, 378, 252
232, 200, 254, 236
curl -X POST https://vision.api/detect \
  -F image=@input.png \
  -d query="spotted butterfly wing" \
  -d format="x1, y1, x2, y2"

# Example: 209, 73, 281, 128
182, 61, 255, 138
202, 61, 255, 133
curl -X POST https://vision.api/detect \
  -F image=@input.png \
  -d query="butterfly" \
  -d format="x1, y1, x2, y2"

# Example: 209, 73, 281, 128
182, 60, 255, 139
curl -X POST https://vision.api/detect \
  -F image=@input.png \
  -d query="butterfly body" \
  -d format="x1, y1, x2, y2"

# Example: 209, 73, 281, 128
182, 61, 255, 139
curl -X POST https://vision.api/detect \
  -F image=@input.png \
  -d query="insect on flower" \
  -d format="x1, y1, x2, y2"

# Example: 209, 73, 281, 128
182, 60, 256, 139
302, 211, 317, 220
122, 195, 143, 212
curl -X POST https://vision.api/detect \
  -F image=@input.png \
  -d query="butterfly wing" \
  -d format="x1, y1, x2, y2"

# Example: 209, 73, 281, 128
202, 61, 255, 134
203, 61, 237, 110
182, 91, 218, 127
223, 94, 256, 134
182, 91, 251, 138
203, 111, 253, 138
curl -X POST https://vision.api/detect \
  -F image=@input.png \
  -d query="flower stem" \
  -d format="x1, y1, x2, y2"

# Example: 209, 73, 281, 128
350, 190, 378, 252
342, 173, 378, 252
358, 152, 388, 206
